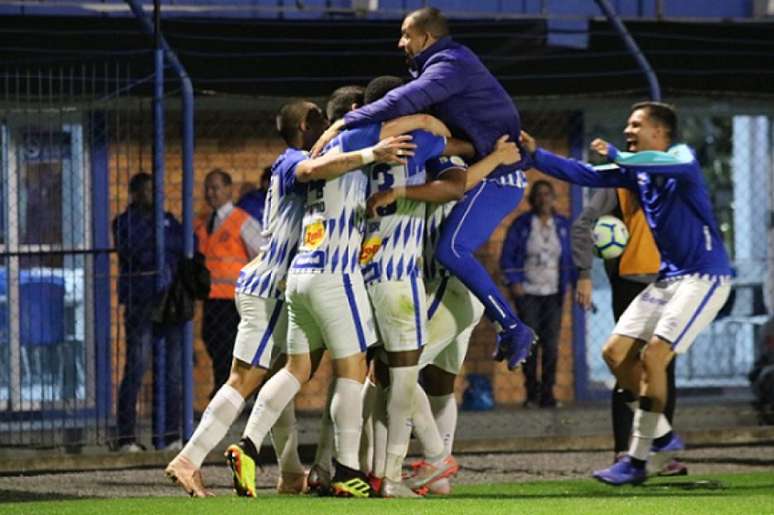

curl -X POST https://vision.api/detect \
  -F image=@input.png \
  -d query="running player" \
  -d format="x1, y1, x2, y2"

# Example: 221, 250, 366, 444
520, 101, 732, 485
313, 7, 537, 369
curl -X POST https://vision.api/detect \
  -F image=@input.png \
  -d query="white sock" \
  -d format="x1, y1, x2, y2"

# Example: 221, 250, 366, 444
372, 384, 388, 478
270, 402, 304, 475
626, 400, 639, 413
385, 365, 419, 482
242, 369, 301, 450
180, 384, 244, 468
428, 393, 457, 457
412, 385, 446, 463
655, 414, 672, 439
331, 377, 365, 471
313, 381, 335, 474
629, 409, 660, 461
359, 380, 377, 473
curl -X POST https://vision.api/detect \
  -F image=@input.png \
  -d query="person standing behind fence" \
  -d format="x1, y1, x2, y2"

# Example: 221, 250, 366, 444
195, 169, 263, 398
572, 187, 687, 475
500, 180, 574, 409
236, 165, 272, 224
113, 172, 184, 452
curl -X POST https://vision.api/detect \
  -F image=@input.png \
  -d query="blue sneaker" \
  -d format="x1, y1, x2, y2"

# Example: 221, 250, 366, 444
651, 432, 685, 454
493, 325, 538, 371
592, 456, 647, 486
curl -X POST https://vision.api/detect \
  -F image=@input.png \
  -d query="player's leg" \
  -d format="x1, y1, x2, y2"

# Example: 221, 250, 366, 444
435, 181, 536, 369
308, 379, 335, 494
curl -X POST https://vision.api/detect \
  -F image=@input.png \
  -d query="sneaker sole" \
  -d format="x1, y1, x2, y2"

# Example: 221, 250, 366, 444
592, 473, 647, 486
225, 447, 255, 498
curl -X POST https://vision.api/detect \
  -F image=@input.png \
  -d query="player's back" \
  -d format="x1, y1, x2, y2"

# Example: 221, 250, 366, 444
291, 129, 374, 274
237, 148, 307, 299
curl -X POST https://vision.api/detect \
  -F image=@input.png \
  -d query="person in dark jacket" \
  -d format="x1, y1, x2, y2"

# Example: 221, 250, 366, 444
113, 172, 184, 451
236, 166, 271, 224
500, 180, 575, 408
317, 7, 536, 370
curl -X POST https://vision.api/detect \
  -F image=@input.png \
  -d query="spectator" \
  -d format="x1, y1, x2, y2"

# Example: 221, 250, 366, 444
236, 165, 272, 224
500, 180, 575, 408
194, 168, 263, 398
113, 172, 184, 451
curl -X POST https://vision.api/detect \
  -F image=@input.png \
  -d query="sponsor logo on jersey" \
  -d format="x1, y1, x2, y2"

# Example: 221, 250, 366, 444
302, 219, 326, 250
359, 234, 382, 265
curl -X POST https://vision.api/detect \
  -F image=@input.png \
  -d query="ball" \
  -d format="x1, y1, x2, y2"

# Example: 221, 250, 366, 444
592, 215, 629, 259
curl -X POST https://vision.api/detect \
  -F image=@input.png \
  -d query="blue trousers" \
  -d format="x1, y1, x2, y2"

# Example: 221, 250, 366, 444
436, 180, 525, 332
117, 301, 182, 447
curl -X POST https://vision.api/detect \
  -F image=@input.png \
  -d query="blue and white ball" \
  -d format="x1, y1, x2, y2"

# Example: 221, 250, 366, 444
592, 215, 629, 259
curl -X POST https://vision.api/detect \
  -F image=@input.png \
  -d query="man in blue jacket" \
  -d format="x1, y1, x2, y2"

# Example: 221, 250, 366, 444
500, 180, 575, 408
317, 7, 536, 369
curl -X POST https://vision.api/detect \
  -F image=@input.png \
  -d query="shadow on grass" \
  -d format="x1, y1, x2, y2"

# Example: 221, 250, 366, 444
0, 489, 85, 503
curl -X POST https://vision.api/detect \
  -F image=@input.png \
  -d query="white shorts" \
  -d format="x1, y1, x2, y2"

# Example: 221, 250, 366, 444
233, 293, 288, 370
286, 271, 377, 360
367, 276, 427, 353
614, 274, 731, 354
418, 276, 485, 374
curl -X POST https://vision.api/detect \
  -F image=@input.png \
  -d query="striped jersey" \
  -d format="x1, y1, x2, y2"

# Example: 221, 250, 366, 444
236, 148, 307, 299
423, 156, 468, 284
360, 129, 447, 284
290, 125, 378, 274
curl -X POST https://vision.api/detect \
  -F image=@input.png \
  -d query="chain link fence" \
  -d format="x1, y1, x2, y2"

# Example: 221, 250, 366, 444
0, 21, 772, 453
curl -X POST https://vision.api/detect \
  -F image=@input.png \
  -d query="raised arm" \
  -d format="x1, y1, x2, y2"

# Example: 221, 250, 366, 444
366, 165, 465, 218
465, 135, 520, 191
381, 114, 451, 139
520, 130, 633, 189
611, 144, 697, 179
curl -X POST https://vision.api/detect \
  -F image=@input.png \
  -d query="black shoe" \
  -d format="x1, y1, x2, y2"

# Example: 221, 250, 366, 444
330, 460, 372, 498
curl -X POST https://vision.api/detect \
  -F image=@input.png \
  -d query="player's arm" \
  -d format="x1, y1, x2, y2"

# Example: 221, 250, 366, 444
344, 59, 465, 129
520, 130, 632, 189
464, 135, 520, 191
295, 135, 416, 183
381, 114, 451, 139
611, 144, 697, 179
571, 189, 618, 310
367, 166, 466, 218
443, 138, 475, 160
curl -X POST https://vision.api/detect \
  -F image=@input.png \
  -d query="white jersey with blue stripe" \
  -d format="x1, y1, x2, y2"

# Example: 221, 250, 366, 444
361, 130, 447, 284
236, 148, 307, 299
291, 125, 378, 274
423, 156, 468, 284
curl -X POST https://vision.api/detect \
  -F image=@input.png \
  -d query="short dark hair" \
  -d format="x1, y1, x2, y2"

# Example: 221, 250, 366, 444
206, 168, 232, 187
364, 76, 404, 105
129, 172, 151, 194
326, 85, 365, 122
407, 7, 449, 39
276, 100, 318, 145
528, 179, 554, 207
631, 101, 678, 141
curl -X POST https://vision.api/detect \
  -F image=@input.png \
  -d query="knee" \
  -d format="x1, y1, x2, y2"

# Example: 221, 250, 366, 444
286, 354, 312, 384
422, 365, 456, 396
227, 360, 266, 397
641, 339, 673, 373
601, 340, 625, 370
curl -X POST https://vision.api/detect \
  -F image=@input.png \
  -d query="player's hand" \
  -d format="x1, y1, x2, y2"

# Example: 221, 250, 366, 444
590, 138, 609, 157
373, 135, 416, 165
366, 189, 397, 218
519, 130, 537, 155
310, 119, 345, 157
575, 277, 593, 310
510, 283, 525, 299
493, 135, 521, 165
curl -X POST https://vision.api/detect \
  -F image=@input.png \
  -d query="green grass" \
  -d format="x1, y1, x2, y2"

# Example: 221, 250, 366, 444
3, 472, 774, 515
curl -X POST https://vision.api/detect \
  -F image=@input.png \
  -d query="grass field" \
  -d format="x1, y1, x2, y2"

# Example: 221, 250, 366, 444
3, 472, 773, 515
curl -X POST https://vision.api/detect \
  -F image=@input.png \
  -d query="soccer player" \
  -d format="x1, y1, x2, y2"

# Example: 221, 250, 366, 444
573, 188, 686, 475
313, 7, 537, 369
520, 101, 732, 485
367, 134, 522, 495
224, 90, 422, 499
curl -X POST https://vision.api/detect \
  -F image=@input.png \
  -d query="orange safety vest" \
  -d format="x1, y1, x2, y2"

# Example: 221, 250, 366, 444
616, 189, 660, 277
195, 207, 250, 299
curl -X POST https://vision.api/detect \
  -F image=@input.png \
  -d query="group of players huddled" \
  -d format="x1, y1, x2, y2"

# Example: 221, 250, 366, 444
164, 6, 733, 498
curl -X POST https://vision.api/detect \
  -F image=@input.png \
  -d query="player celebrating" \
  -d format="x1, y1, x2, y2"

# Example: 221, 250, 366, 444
314, 7, 537, 370
519, 101, 732, 485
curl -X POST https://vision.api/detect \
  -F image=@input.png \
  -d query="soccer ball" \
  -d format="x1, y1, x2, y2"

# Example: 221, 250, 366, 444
592, 215, 629, 259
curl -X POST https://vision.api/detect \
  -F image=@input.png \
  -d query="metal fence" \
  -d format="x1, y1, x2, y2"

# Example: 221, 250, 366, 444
0, 11, 772, 453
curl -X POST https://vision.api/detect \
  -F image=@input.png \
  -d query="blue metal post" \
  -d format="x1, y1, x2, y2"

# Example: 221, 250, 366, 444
594, 0, 661, 101
151, 0, 166, 450
126, 0, 195, 441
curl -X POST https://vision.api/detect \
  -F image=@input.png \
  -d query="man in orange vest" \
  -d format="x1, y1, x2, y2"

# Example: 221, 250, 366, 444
195, 169, 263, 397
572, 187, 687, 476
